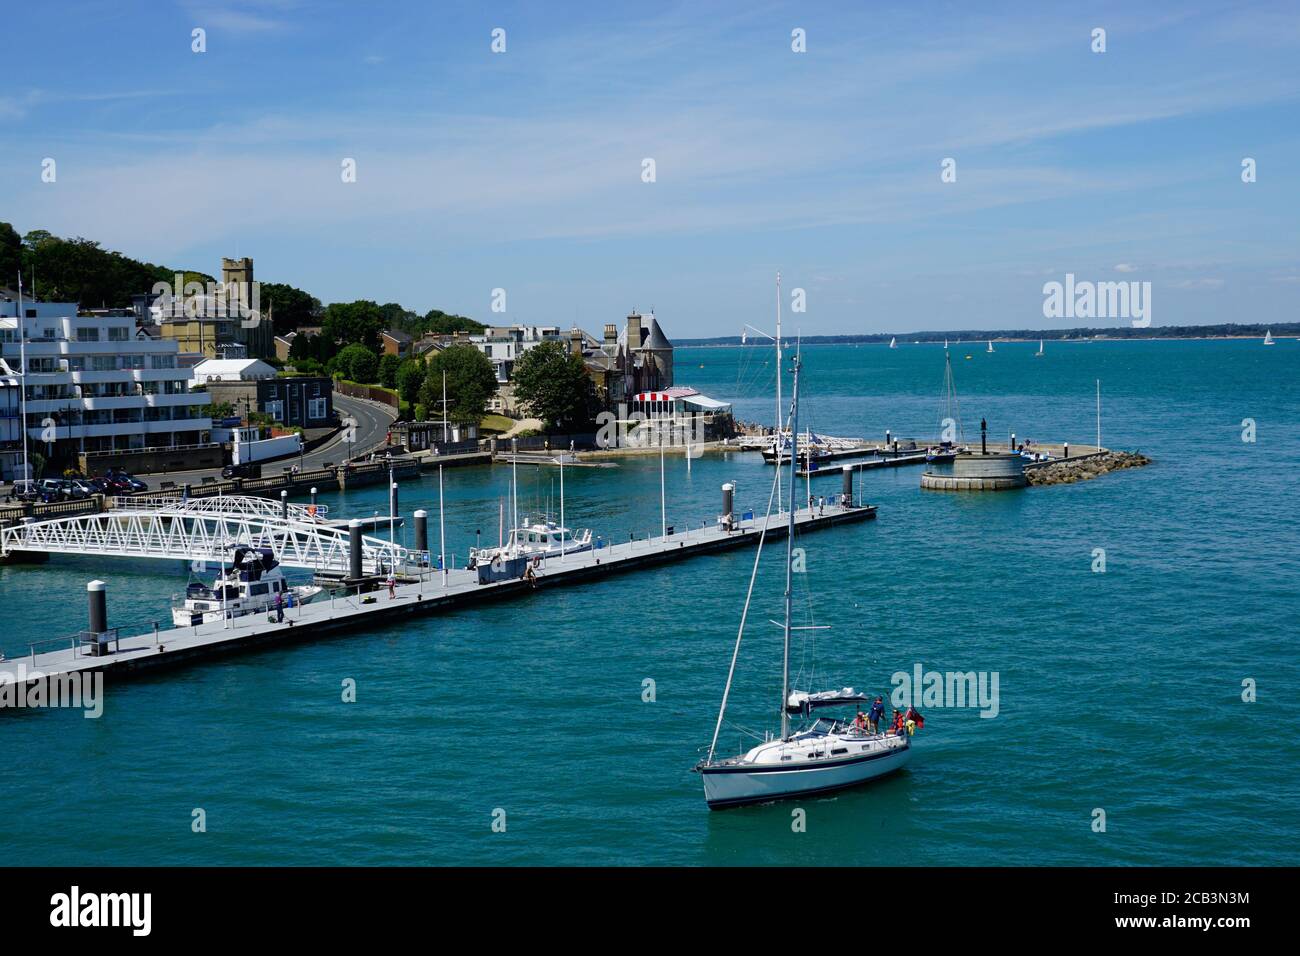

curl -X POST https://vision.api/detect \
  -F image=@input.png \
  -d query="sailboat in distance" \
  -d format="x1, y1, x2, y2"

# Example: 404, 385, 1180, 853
1264, 330, 1275, 346
889, 336, 897, 349
696, 354, 915, 809
987, 339, 995, 353
1035, 338, 1044, 357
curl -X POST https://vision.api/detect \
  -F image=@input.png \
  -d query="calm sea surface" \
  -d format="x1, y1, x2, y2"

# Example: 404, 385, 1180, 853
2, 340, 1297, 865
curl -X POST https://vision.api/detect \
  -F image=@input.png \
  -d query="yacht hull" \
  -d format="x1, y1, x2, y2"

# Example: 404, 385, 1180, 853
701, 740, 911, 809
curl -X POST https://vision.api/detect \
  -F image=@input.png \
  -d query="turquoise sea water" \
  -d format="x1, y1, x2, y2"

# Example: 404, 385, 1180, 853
2, 340, 1298, 865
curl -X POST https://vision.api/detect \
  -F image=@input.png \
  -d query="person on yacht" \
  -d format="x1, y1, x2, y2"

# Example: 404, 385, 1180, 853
868, 696, 885, 734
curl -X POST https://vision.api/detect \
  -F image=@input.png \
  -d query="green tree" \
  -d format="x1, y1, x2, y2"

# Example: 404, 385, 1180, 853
418, 344, 497, 423
0, 222, 21, 286
261, 282, 322, 335
336, 343, 379, 383
378, 353, 401, 389
322, 300, 384, 351
510, 341, 598, 432
421, 309, 486, 336
395, 359, 426, 406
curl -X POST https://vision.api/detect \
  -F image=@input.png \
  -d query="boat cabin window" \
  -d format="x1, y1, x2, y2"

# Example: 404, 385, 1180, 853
832, 748, 848, 755
250, 583, 270, 596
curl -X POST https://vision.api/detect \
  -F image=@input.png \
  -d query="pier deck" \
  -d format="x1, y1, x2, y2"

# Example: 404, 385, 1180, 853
797, 453, 929, 478
1, 501, 875, 689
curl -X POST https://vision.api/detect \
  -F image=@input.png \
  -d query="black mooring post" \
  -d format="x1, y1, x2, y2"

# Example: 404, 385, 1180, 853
87, 580, 107, 634
348, 519, 363, 580
981, 418, 988, 455
413, 509, 429, 555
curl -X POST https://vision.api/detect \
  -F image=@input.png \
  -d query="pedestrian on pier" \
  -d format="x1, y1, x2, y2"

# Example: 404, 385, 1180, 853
274, 592, 284, 624
387, 576, 396, 600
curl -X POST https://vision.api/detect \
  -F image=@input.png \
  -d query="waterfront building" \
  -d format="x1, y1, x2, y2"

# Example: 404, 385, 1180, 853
0, 288, 210, 477
631, 386, 734, 441
574, 310, 674, 411
391, 419, 478, 453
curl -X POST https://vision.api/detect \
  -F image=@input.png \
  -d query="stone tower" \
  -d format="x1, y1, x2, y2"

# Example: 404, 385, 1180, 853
639, 312, 673, 389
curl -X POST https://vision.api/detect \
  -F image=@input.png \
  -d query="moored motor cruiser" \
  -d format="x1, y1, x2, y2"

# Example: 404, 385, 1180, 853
173, 546, 323, 626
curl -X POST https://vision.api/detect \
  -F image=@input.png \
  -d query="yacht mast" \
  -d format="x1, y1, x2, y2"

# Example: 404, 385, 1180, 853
781, 353, 800, 741
16, 273, 29, 482
775, 272, 783, 505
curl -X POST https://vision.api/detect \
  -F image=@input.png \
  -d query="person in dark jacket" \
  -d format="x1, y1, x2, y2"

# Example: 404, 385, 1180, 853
868, 696, 885, 734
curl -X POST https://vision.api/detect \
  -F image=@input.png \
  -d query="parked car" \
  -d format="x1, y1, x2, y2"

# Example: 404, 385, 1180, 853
105, 467, 148, 492
221, 462, 262, 479
97, 474, 133, 494
87, 477, 114, 494
37, 479, 67, 502
59, 479, 94, 500
6, 479, 40, 502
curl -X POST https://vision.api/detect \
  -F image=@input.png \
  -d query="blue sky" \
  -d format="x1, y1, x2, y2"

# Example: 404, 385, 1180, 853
2, 0, 1298, 335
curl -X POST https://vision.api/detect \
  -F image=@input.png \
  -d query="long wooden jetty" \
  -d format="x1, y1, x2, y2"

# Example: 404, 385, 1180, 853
1, 499, 875, 691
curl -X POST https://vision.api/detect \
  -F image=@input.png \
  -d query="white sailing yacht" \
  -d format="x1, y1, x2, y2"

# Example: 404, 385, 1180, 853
1264, 330, 1275, 346
1035, 339, 1044, 357
889, 336, 897, 349
987, 339, 995, 353
697, 355, 914, 809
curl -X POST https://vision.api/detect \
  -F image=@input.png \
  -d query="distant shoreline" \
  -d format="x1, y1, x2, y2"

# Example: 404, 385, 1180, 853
678, 324, 1296, 347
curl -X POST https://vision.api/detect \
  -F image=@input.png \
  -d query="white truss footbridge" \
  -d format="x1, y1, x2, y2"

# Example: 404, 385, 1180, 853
1, 502, 418, 576
113, 494, 330, 521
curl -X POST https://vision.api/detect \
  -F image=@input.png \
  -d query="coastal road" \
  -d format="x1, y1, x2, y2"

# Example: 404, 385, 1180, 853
132, 391, 399, 487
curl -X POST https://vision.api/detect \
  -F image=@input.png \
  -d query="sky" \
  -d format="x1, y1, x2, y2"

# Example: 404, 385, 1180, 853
2, 0, 1299, 336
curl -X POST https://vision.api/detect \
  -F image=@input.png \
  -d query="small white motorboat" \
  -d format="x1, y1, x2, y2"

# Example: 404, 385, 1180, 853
467, 518, 593, 568
173, 546, 322, 626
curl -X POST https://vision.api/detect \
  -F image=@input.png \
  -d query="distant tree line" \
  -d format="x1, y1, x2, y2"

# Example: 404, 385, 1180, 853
679, 324, 1300, 346
0, 223, 212, 307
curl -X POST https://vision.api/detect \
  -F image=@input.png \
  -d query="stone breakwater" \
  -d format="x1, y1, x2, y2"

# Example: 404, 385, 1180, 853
1027, 450, 1151, 486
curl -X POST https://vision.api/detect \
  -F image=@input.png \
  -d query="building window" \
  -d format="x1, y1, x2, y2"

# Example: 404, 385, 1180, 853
76, 327, 100, 342
309, 398, 327, 420
108, 327, 129, 342
264, 400, 284, 421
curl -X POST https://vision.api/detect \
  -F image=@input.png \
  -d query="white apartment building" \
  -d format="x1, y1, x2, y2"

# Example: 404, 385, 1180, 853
0, 291, 210, 479
471, 325, 564, 414
473, 325, 563, 383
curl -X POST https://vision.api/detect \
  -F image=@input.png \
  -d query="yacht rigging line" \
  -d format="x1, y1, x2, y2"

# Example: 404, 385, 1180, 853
706, 431, 784, 764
